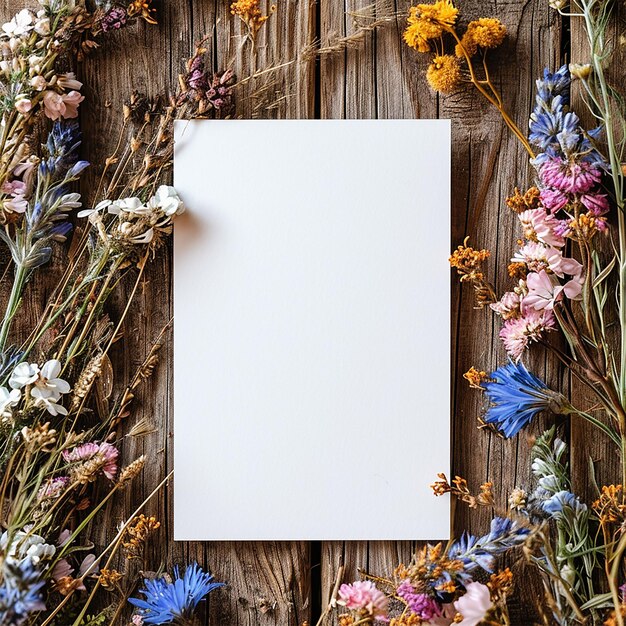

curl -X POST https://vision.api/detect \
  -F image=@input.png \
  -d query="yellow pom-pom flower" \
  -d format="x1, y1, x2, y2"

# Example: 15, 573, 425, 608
426, 54, 462, 93
404, 0, 459, 52
456, 17, 506, 57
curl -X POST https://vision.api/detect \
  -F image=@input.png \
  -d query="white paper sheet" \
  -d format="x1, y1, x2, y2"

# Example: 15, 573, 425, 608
173, 119, 451, 540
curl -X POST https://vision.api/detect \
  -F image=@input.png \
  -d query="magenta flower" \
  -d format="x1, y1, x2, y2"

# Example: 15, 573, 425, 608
338, 581, 389, 622
499, 308, 555, 361
63, 441, 119, 481
540, 188, 568, 212
540, 157, 601, 194
396, 580, 441, 620
580, 192, 609, 216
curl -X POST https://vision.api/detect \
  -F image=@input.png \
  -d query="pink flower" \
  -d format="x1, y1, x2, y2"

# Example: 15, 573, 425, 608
540, 188, 568, 212
454, 582, 493, 626
513, 243, 582, 279
61, 90, 84, 118
540, 157, 601, 194
518, 209, 565, 248
50, 558, 73, 582
524, 270, 582, 311
42, 90, 64, 120
580, 192, 609, 216
132, 616, 144, 626
62, 441, 119, 481
499, 308, 555, 360
42, 89, 84, 120
490, 290, 521, 320
338, 581, 389, 622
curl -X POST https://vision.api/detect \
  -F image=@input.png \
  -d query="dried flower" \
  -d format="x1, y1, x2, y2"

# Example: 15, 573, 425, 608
337, 580, 388, 622
21, 423, 57, 453
404, 0, 459, 52
463, 366, 487, 389
396, 580, 441, 619
426, 54, 462, 93
506, 186, 541, 213
431, 473, 494, 508
63, 441, 119, 483
101, 7, 128, 32
127, 0, 157, 25
123, 514, 161, 559
230, 0, 276, 38
449, 240, 490, 283
508, 488, 527, 511
99, 568, 123, 591
456, 18, 506, 57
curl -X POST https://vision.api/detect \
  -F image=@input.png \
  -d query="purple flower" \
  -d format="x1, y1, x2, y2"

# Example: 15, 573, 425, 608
540, 157, 601, 194
396, 581, 441, 619
101, 7, 128, 32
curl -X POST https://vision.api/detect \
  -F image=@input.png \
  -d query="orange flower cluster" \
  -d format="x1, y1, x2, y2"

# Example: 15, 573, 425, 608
431, 472, 495, 508
230, 0, 276, 39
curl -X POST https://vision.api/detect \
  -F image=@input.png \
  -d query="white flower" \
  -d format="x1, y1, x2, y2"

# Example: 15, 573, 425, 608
148, 185, 185, 216
0, 386, 21, 416
10, 360, 70, 416
32, 359, 71, 398
32, 393, 68, 416
0, 530, 56, 564
34, 12, 50, 36
78, 199, 114, 219
111, 197, 149, 215
9, 362, 40, 389
454, 582, 493, 626
2, 9, 34, 37
30, 75, 47, 91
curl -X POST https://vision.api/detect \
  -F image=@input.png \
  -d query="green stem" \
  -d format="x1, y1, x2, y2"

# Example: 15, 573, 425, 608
0, 262, 28, 352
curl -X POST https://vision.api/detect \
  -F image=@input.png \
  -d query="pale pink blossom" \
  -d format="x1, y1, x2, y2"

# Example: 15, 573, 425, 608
60, 90, 84, 118
490, 290, 522, 320
338, 580, 389, 622
42, 89, 84, 120
132, 616, 144, 626
499, 308, 556, 360
454, 582, 493, 626
524, 270, 582, 311
512, 243, 582, 279
518, 209, 565, 248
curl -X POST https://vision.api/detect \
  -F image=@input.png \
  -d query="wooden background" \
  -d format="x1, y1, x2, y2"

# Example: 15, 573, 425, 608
6, 0, 624, 623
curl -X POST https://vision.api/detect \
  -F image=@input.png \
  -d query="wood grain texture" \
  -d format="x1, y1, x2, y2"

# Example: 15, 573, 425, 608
0, 0, 607, 623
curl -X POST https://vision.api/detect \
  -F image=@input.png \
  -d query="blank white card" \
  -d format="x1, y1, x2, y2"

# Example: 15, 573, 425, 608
173, 120, 451, 541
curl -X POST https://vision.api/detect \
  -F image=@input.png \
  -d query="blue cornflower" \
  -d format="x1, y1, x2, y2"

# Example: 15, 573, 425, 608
0, 557, 46, 626
129, 563, 224, 625
535, 65, 571, 104
448, 516, 530, 578
482, 361, 569, 438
